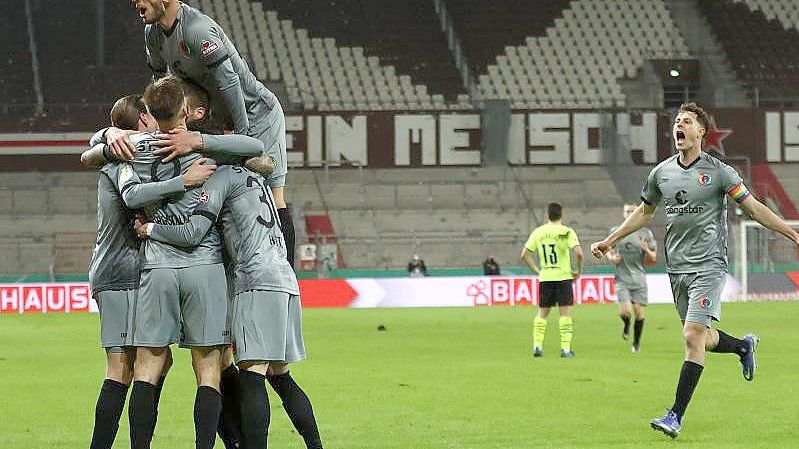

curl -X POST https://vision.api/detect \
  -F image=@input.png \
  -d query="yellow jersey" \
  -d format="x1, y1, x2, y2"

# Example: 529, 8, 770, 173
524, 222, 580, 282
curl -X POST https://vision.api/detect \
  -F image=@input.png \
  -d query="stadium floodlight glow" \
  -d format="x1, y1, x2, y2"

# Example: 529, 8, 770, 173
669, 69, 680, 77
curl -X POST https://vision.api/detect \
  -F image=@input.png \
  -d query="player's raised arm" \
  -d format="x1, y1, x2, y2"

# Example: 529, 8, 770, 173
113, 158, 216, 209
139, 169, 231, 247
592, 203, 656, 258
737, 193, 799, 245
153, 131, 264, 162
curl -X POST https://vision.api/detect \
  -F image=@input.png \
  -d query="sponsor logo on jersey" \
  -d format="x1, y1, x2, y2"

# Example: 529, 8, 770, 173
665, 190, 704, 214
699, 294, 712, 309
199, 191, 209, 203
200, 40, 219, 57
698, 173, 712, 186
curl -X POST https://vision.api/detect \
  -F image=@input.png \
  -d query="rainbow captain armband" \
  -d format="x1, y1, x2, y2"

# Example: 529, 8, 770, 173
727, 182, 751, 203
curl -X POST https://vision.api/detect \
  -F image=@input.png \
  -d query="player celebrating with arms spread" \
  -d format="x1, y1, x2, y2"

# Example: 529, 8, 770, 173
521, 203, 583, 358
606, 202, 657, 353
591, 102, 799, 439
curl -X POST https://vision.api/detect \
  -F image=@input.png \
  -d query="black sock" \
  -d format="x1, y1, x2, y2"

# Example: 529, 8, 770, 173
239, 370, 270, 449
195, 386, 223, 449
267, 372, 323, 449
711, 330, 748, 358
151, 375, 166, 435
621, 316, 631, 334
633, 319, 644, 347
278, 207, 295, 268
90, 379, 129, 449
129, 381, 157, 449
671, 361, 704, 419
218, 364, 242, 449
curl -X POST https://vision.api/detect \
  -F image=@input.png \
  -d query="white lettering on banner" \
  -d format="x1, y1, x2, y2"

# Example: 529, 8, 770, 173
573, 113, 603, 164
618, 112, 657, 163
784, 112, 799, 162
394, 115, 437, 165
765, 112, 781, 162
23, 286, 44, 313
325, 116, 368, 165
306, 116, 323, 166
439, 114, 480, 165
1, 286, 19, 313
528, 113, 571, 164
507, 113, 526, 164
285, 115, 305, 165
0, 283, 97, 314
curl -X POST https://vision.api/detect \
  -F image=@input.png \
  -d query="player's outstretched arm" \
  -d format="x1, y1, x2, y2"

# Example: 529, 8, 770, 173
139, 170, 230, 247
738, 196, 799, 245
117, 158, 216, 209
80, 143, 109, 168
153, 131, 264, 162
591, 203, 656, 258
244, 155, 275, 177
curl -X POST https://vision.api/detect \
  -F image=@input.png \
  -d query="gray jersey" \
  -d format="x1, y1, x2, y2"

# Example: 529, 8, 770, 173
610, 226, 655, 289
117, 133, 224, 269
145, 3, 277, 136
641, 152, 750, 273
88, 161, 188, 296
149, 165, 299, 295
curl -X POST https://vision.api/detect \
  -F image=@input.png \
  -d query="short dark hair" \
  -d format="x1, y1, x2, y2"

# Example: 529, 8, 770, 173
110, 94, 146, 130
547, 203, 562, 220
143, 75, 185, 122
181, 78, 209, 111
678, 101, 712, 130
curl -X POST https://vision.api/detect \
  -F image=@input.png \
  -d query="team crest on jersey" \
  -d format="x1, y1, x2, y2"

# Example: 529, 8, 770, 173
699, 294, 712, 309
178, 40, 191, 56
198, 191, 209, 204
698, 173, 712, 186
200, 40, 219, 57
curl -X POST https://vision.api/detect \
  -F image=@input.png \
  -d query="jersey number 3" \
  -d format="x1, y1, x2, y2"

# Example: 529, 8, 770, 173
246, 175, 278, 229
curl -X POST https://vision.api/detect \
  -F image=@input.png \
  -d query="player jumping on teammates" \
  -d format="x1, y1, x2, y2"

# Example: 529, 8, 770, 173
135, 148, 324, 449
521, 203, 584, 358
591, 102, 799, 439
605, 202, 657, 353
83, 94, 215, 449
120, 0, 297, 268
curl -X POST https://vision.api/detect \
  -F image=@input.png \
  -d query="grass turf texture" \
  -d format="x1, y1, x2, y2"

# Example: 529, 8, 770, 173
2, 302, 797, 448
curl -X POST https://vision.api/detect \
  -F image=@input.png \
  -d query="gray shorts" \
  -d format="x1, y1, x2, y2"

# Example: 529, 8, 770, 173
669, 271, 725, 326
616, 283, 648, 305
232, 290, 306, 364
251, 102, 287, 189
96, 289, 136, 353
135, 264, 230, 347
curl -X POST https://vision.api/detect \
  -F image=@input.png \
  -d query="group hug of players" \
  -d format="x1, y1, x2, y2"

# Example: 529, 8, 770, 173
522, 102, 799, 438
85, 1, 323, 448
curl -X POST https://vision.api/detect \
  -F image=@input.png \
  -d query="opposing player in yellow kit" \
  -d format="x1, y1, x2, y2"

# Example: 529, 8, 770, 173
521, 203, 584, 357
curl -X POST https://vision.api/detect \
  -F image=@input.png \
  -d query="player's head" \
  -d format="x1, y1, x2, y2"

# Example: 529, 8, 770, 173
547, 203, 562, 221
132, 0, 170, 25
622, 202, 637, 219
143, 75, 188, 129
110, 94, 157, 132
674, 102, 711, 153
181, 78, 224, 134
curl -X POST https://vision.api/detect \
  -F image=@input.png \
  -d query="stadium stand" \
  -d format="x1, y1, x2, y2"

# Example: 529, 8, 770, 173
466, 0, 693, 109
699, 0, 799, 104
188, 0, 470, 111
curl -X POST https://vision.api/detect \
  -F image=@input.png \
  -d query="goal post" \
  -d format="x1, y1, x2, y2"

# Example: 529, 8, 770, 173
738, 220, 799, 299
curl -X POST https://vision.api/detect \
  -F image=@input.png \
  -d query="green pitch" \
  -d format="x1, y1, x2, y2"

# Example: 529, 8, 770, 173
2, 302, 798, 449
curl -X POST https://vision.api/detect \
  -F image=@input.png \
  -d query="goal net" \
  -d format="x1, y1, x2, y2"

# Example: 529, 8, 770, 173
737, 220, 799, 300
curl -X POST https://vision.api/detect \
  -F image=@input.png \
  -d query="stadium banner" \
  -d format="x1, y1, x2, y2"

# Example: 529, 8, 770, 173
1, 109, 797, 169
0, 274, 742, 313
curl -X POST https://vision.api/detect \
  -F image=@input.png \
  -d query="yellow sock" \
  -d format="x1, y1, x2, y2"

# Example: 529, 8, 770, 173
533, 316, 548, 348
559, 316, 574, 352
